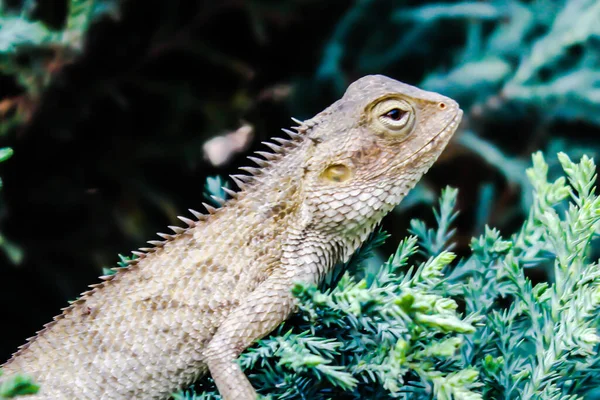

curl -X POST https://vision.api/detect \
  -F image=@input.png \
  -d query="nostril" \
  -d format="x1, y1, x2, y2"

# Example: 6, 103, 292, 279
438, 102, 447, 110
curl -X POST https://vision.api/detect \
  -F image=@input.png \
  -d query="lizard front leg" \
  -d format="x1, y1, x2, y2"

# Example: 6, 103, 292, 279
203, 258, 320, 400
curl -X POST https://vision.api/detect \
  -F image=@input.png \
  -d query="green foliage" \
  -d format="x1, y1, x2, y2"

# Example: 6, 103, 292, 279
408, 1, 600, 121
172, 390, 219, 400
0, 0, 119, 133
101, 253, 137, 276
319, 0, 600, 123
0, 1, 599, 398
0, 147, 20, 265
175, 152, 600, 399
454, 152, 600, 400
203, 176, 231, 207
311, 0, 600, 218
0, 0, 117, 52
0, 370, 38, 399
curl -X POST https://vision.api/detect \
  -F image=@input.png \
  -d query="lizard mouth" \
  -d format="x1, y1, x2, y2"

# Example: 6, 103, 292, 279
403, 108, 463, 164
423, 108, 463, 149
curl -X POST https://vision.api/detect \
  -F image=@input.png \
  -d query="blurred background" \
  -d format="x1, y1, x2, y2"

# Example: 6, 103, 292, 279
0, 0, 598, 362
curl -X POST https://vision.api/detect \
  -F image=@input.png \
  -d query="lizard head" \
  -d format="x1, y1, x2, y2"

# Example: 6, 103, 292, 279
298, 75, 462, 240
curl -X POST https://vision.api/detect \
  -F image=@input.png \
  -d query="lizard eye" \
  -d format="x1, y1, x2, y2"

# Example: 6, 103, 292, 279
370, 98, 414, 135
381, 108, 409, 124
384, 108, 402, 120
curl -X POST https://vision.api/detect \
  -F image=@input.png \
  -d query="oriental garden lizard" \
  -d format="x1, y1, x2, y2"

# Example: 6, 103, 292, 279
1, 75, 463, 399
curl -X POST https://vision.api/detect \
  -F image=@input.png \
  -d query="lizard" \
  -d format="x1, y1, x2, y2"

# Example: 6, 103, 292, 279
0, 74, 462, 400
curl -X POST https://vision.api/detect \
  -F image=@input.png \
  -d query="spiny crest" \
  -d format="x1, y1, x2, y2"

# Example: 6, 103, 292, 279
147, 118, 310, 253
8, 273, 120, 358
6, 118, 312, 363
221, 187, 238, 199
189, 209, 206, 222
228, 119, 309, 192
169, 225, 186, 234
113, 118, 311, 267
177, 215, 196, 227
202, 202, 218, 214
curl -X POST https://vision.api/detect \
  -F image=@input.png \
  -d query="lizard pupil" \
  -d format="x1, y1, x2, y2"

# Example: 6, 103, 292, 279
384, 108, 405, 121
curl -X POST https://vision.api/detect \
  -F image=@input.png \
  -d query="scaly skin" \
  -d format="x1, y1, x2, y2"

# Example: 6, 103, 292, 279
1, 75, 462, 399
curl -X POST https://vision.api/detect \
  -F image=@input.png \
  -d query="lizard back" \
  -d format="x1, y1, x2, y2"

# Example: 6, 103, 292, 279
2, 143, 307, 399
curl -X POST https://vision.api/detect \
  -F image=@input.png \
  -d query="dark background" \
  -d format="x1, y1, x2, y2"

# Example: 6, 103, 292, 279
1, 0, 598, 362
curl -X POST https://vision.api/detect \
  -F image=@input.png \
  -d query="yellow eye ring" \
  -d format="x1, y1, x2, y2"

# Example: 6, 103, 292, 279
321, 164, 352, 183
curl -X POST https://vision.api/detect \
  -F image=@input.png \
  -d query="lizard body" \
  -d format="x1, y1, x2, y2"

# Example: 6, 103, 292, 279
1, 75, 462, 399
